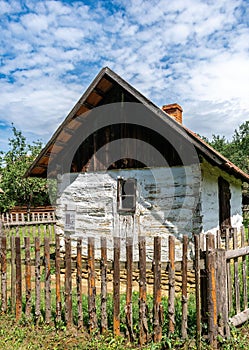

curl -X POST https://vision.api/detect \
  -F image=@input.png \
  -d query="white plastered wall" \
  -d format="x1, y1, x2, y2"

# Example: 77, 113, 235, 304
200, 158, 243, 234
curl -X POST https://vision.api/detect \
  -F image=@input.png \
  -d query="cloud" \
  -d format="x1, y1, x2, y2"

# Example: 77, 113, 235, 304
0, 0, 249, 153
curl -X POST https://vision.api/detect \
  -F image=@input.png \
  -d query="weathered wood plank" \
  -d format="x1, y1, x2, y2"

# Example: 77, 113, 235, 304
24, 237, 32, 317
233, 228, 240, 314
55, 235, 61, 323
77, 238, 83, 329
225, 246, 249, 259
126, 237, 134, 342
153, 236, 162, 342
206, 233, 217, 348
44, 237, 51, 324
216, 250, 230, 338
194, 235, 201, 349
181, 235, 188, 339
88, 237, 97, 332
101, 237, 107, 334
241, 227, 248, 310
10, 236, 16, 312
229, 308, 249, 327
225, 228, 232, 313
0, 236, 7, 313
35, 237, 41, 323
168, 235, 175, 335
65, 237, 73, 327
15, 236, 22, 321
139, 236, 148, 345
113, 237, 120, 337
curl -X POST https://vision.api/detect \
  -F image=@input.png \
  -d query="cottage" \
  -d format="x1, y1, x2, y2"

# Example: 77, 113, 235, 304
25, 67, 249, 260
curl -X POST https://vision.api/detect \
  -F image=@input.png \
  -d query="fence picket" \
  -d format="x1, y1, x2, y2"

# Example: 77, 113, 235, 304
206, 233, 217, 349
126, 237, 134, 342
233, 228, 240, 314
88, 237, 97, 332
55, 235, 61, 323
168, 235, 175, 335
194, 234, 201, 349
181, 235, 188, 339
225, 228, 232, 313
101, 237, 107, 333
153, 236, 162, 342
24, 237, 32, 317
65, 237, 73, 327
15, 236, 22, 321
10, 236, 16, 312
113, 237, 120, 337
139, 236, 148, 345
241, 227, 248, 310
0, 236, 7, 313
77, 238, 83, 329
35, 237, 41, 324
44, 237, 51, 324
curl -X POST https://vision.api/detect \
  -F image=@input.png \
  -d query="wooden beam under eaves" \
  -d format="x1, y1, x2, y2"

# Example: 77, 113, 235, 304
83, 101, 95, 110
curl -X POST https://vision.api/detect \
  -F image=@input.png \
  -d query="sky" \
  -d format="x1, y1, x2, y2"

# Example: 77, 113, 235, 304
0, 0, 249, 152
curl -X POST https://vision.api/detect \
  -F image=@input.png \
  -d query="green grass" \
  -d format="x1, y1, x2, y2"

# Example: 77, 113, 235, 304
1, 313, 249, 349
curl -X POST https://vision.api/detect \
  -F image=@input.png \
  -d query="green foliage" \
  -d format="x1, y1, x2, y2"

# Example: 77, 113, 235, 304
204, 121, 249, 175
0, 125, 50, 212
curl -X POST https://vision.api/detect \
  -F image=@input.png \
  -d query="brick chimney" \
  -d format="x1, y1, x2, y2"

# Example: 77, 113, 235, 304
162, 103, 183, 124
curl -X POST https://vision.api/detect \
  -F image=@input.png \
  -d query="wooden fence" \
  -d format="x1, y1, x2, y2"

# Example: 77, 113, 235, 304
0, 226, 249, 348
1, 210, 56, 226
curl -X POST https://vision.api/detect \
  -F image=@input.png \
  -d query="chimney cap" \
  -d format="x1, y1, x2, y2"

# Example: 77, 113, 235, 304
162, 103, 183, 112
162, 103, 183, 124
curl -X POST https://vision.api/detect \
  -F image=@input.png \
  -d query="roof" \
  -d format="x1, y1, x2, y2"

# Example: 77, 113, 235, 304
25, 67, 249, 183
0, 188, 4, 194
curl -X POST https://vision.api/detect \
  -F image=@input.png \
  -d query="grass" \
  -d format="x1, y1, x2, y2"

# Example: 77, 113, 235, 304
1, 313, 249, 349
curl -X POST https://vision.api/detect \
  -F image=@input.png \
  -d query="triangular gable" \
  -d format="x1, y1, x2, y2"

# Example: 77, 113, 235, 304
25, 67, 249, 183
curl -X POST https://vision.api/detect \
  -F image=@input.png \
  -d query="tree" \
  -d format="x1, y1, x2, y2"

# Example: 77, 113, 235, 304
0, 126, 50, 212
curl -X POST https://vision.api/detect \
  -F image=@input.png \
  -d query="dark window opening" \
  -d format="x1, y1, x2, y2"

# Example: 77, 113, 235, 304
117, 178, 136, 213
218, 176, 231, 236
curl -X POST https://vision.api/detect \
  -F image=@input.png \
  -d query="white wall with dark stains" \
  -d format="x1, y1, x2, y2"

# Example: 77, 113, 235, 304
200, 158, 243, 234
56, 160, 244, 260
56, 165, 201, 261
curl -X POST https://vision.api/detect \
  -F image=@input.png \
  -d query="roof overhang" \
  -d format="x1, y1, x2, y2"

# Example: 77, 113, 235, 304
24, 67, 249, 184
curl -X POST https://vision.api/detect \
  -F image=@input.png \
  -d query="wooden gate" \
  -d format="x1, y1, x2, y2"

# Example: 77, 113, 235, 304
199, 227, 249, 348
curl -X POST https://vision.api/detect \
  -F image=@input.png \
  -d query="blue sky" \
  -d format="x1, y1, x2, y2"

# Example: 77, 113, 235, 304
1, 0, 249, 152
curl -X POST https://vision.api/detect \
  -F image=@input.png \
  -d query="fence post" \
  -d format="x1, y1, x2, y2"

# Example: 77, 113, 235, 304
168, 235, 175, 335
181, 235, 188, 339
1, 236, 7, 313
139, 236, 148, 345
113, 237, 120, 337
15, 236, 22, 321
55, 235, 62, 323
77, 238, 83, 329
65, 237, 73, 327
206, 233, 217, 348
216, 249, 230, 338
10, 236, 16, 313
88, 237, 97, 333
233, 228, 240, 315
153, 236, 162, 343
44, 237, 51, 324
194, 234, 201, 349
24, 237, 32, 318
35, 237, 41, 323
126, 237, 134, 342
101, 237, 108, 333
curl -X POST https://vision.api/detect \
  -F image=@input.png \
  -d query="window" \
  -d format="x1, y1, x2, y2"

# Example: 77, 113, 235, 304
117, 178, 136, 213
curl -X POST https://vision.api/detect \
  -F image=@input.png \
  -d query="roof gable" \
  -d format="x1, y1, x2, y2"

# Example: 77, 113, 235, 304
25, 67, 249, 183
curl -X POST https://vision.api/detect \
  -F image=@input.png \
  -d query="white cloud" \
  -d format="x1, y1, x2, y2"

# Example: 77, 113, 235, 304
0, 0, 249, 152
